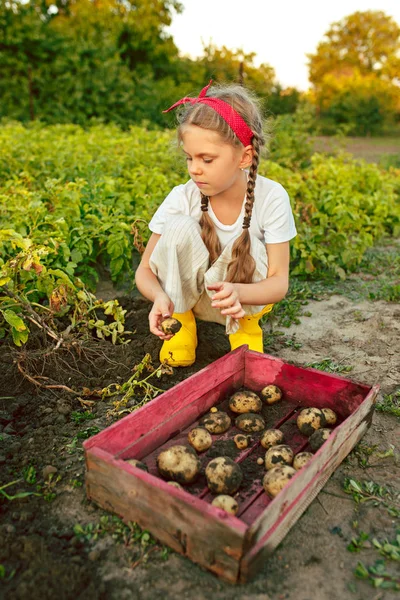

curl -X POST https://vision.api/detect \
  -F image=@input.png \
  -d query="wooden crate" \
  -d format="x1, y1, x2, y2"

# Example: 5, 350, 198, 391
83, 346, 379, 583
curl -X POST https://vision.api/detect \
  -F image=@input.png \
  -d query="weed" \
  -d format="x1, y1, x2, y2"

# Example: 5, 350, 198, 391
65, 426, 101, 454
69, 479, 83, 488
70, 411, 95, 424
103, 354, 173, 419
0, 479, 41, 501
73, 514, 170, 566
355, 559, 400, 590
372, 531, 400, 561
263, 278, 317, 330
343, 478, 400, 518
347, 531, 370, 552
22, 465, 37, 484
305, 357, 353, 374
39, 473, 62, 502
376, 389, 400, 418
0, 564, 16, 581
76, 426, 101, 440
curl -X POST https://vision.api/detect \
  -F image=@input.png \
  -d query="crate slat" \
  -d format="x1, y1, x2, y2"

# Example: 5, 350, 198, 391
85, 446, 246, 583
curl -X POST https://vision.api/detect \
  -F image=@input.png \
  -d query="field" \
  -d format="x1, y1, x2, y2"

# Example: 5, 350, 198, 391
0, 130, 399, 599
313, 136, 400, 166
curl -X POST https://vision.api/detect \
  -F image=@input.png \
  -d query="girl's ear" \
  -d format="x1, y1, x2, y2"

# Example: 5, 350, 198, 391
239, 145, 254, 169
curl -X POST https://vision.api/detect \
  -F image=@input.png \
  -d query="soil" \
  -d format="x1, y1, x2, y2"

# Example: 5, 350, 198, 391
0, 289, 399, 600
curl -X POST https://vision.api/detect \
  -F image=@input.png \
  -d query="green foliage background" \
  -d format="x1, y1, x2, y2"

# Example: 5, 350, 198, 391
1, 120, 399, 288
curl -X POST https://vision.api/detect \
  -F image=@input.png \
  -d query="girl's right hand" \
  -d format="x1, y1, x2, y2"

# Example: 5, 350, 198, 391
149, 292, 175, 340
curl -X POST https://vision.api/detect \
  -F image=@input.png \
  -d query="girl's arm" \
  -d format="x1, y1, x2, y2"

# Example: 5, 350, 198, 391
135, 233, 175, 339
208, 242, 290, 316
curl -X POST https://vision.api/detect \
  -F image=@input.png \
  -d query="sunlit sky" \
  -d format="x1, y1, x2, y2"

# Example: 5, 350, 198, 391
167, 0, 400, 91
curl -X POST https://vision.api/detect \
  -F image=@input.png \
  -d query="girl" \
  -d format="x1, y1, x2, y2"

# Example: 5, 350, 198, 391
135, 81, 297, 367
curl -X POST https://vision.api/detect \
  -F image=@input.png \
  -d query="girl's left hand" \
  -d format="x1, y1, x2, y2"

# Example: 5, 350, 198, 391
207, 281, 245, 319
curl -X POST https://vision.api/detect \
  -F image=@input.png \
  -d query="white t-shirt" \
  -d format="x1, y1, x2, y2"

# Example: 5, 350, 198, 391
149, 175, 297, 249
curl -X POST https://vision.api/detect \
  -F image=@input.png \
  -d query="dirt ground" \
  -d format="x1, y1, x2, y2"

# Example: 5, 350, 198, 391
0, 288, 399, 600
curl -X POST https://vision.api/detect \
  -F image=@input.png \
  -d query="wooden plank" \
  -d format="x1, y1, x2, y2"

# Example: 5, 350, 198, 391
244, 351, 371, 418
85, 446, 247, 583
83, 346, 246, 456
239, 400, 376, 582
240, 385, 378, 552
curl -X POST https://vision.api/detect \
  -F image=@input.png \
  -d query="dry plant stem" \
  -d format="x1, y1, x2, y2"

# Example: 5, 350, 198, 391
131, 546, 159, 570
17, 359, 79, 395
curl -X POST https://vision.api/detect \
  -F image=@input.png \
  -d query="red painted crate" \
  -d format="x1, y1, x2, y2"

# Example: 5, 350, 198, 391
83, 346, 379, 583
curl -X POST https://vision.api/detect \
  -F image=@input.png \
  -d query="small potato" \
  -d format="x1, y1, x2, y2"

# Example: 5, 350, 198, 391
205, 456, 243, 495
309, 428, 331, 451
297, 407, 327, 436
260, 429, 284, 450
160, 317, 182, 335
187, 427, 213, 452
235, 412, 265, 433
263, 465, 296, 498
260, 384, 283, 404
157, 445, 200, 484
257, 457, 264, 465
125, 459, 149, 472
233, 434, 250, 450
293, 452, 314, 470
167, 481, 184, 489
229, 390, 262, 414
322, 408, 337, 426
200, 410, 231, 434
264, 444, 294, 470
211, 495, 239, 515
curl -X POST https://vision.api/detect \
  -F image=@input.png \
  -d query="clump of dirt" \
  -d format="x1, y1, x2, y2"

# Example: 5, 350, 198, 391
0, 293, 399, 600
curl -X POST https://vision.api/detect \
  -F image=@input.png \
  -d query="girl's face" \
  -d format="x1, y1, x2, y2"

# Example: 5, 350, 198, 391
180, 125, 252, 199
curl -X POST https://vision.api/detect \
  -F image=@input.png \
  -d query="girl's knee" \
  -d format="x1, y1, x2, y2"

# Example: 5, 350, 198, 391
161, 215, 202, 248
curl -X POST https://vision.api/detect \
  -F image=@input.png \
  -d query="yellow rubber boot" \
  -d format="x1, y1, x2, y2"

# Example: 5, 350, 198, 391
229, 304, 274, 353
159, 310, 197, 367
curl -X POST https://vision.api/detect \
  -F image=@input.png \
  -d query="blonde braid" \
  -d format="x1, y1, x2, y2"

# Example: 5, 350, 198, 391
225, 132, 261, 283
199, 192, 222, 266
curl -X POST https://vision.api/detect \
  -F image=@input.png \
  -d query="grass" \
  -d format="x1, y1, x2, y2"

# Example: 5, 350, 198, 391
376, 389, 400, 418
298, 237, 400, 303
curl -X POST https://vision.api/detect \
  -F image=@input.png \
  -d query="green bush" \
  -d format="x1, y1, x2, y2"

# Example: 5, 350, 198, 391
1, 122, 399, 291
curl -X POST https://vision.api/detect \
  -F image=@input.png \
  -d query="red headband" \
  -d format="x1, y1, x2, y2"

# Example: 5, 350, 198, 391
163, 81, 254, 147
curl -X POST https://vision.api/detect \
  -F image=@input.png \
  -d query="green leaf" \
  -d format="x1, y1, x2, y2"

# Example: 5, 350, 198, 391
2, 309, 27, 332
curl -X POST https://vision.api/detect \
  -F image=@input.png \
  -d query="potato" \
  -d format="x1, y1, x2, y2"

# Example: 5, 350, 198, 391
160, 317, 182, 335
233, 434, 250, 450
187, 427, 212, 452
205, 456, 243, 495
211, 495, 239, 515
235, 412, 265, 433
200, 411, 231, 434
167, 481, 184, 490
264, 444, 294, 470
229, 390, 262, 414
263, 465, 296, 498
125, 459, 149, 472
157, 445, 200, 484
293, 452, 314, 470
309, 428, 331, 451
321, 408, 337, 426
260, 428, 284, 450
260, 384, 283, 405
297, 407, 327, 436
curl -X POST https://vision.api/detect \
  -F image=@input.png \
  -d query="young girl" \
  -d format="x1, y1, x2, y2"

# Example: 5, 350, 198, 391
135, 81, 297, 367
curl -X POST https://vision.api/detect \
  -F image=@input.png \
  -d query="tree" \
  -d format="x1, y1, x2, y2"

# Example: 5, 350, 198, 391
308, 10, 400, 87
198, 43, 275, 96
